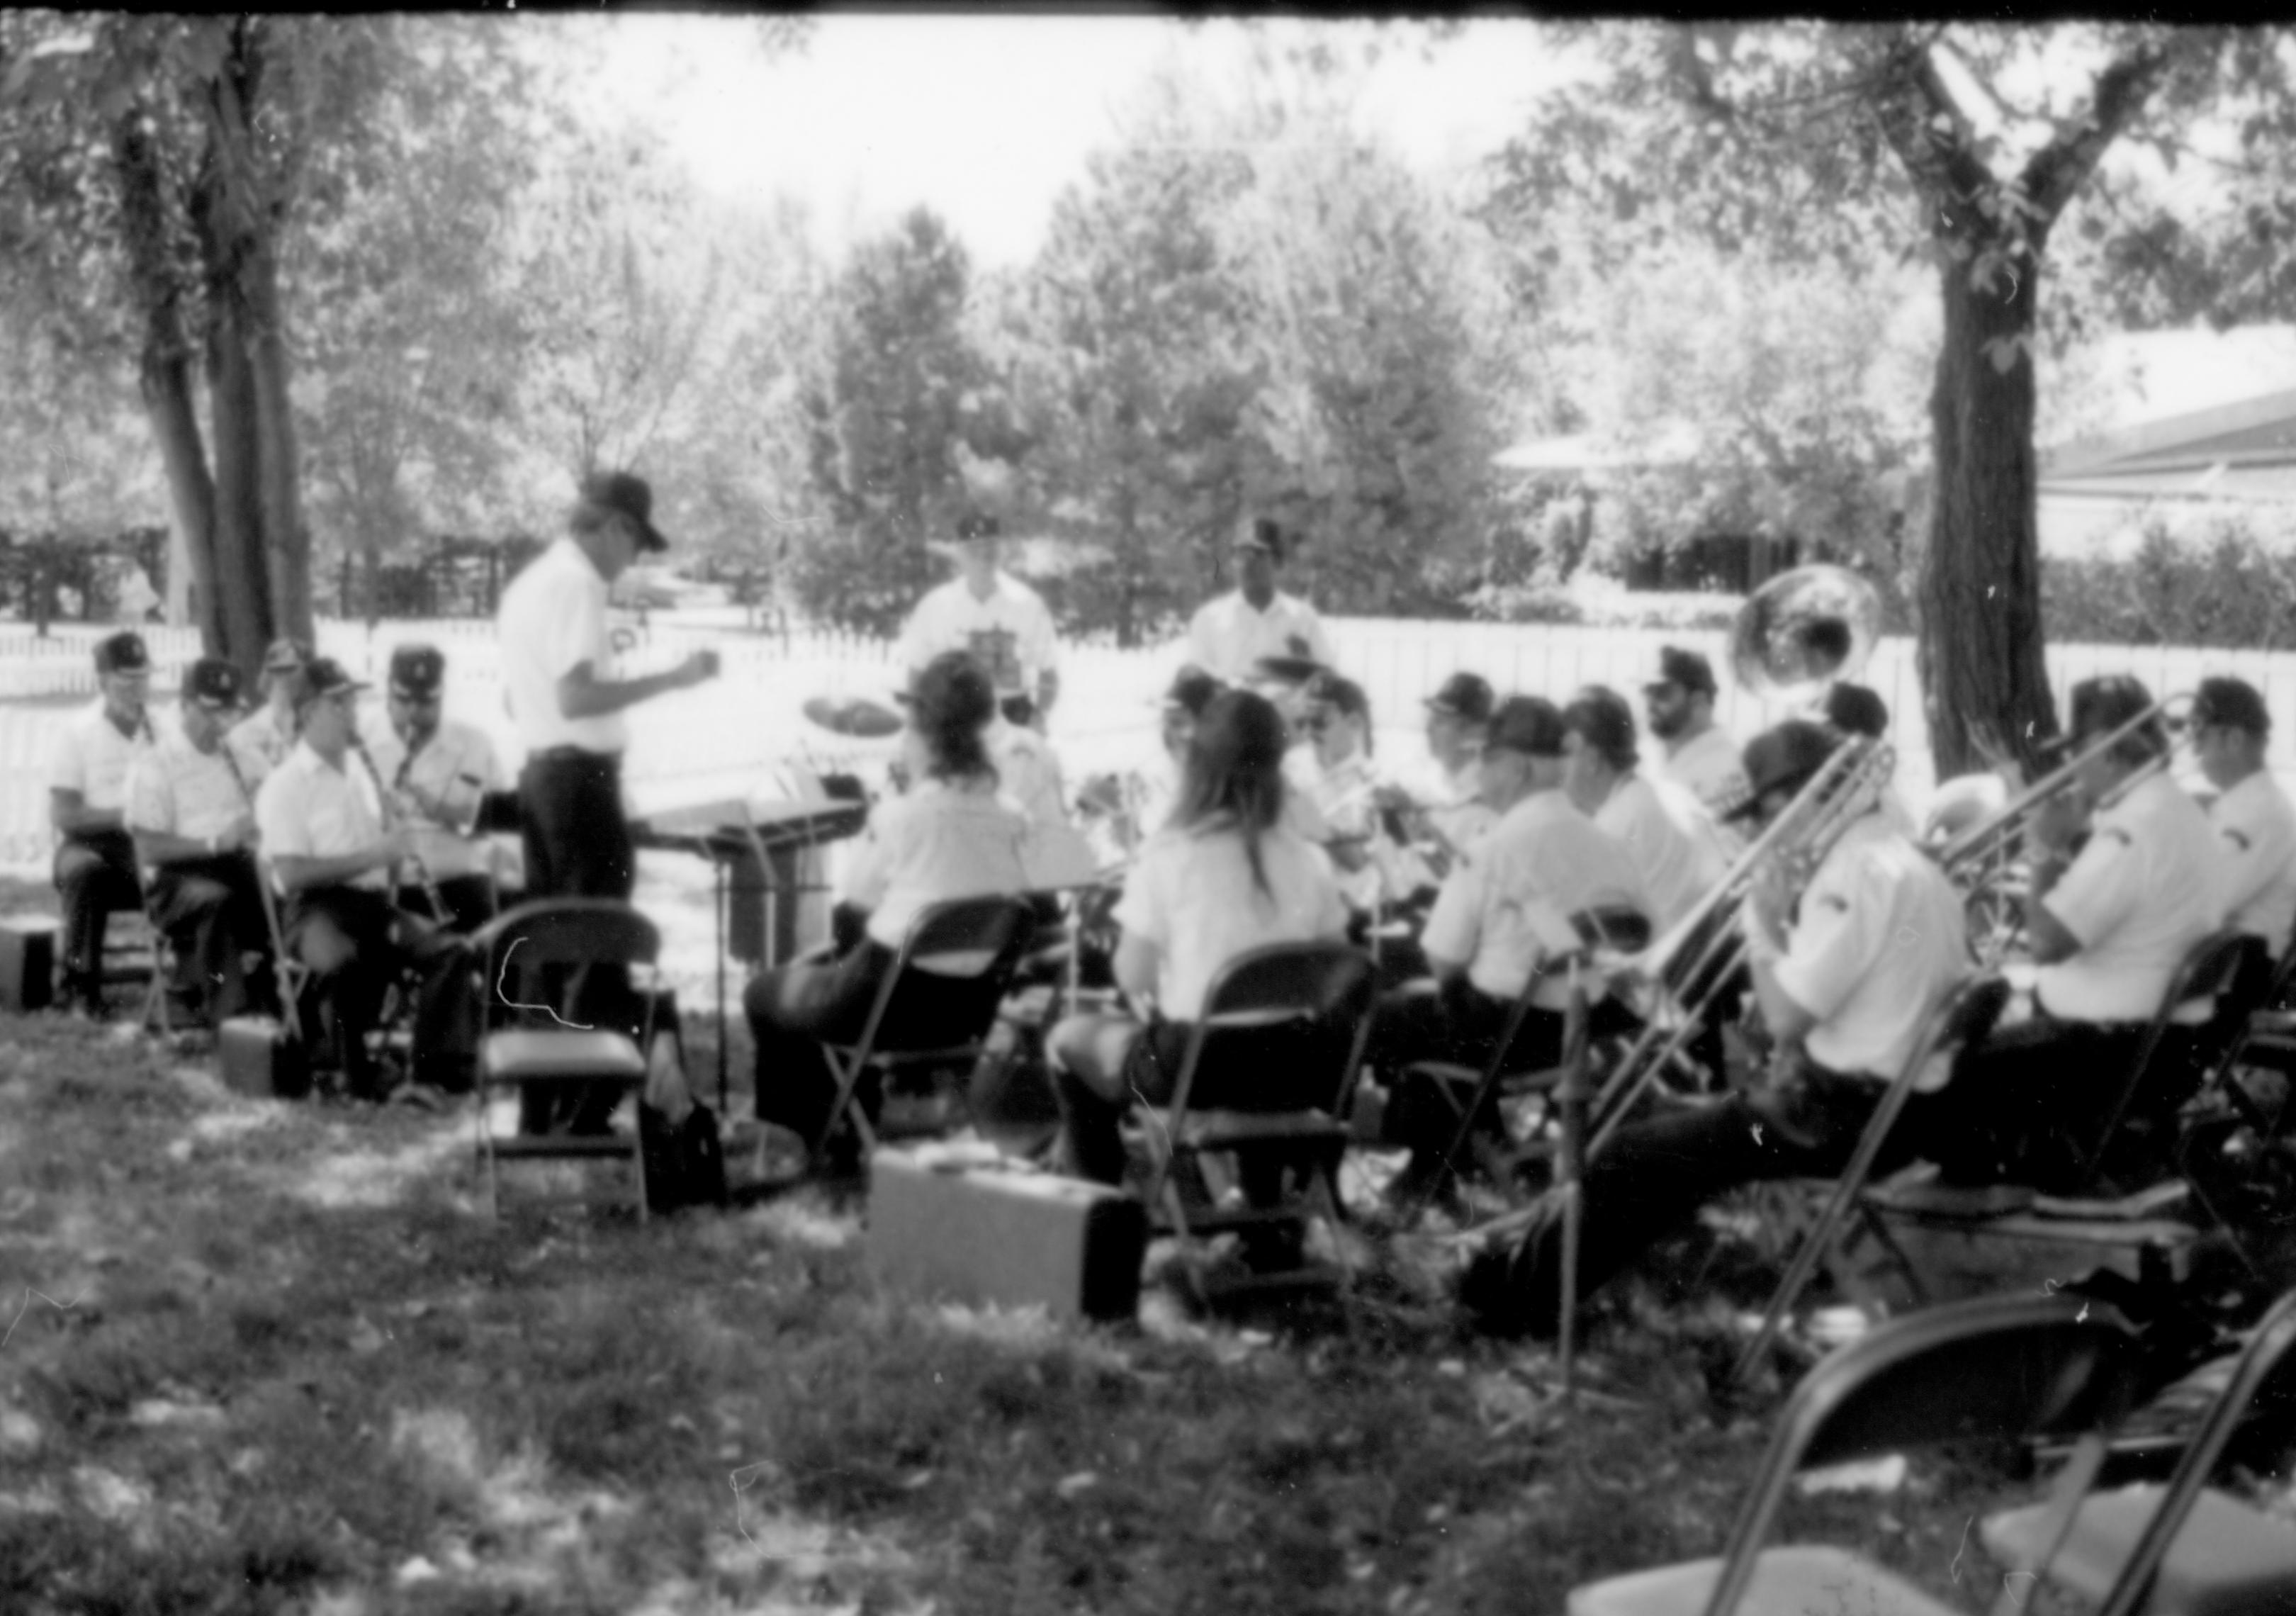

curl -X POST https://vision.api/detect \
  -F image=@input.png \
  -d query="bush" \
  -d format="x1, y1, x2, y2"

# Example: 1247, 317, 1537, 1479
2044, 510, 2296, 647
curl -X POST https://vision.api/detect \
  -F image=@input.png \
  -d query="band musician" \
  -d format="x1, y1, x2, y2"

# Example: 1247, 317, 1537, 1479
1461, 719, 1974, 1337
361, 643, 510, 933
2190, 677, 2296, 983
896, 510, 1060, 730
254, 658, 469, 1102
125, 658, 274, 1028
229, 637, 313, 785
1944, 675, 2224, 1191
1364, 695, 1650, 1207
47, 630, 157, 1016
1643, 646, 1751, 835
1185, 517, 1335, 688
1560, 684, 1725, 933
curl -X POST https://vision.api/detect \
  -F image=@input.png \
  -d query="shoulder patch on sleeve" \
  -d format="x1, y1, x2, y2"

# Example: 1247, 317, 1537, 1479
2098, 827, 2134, 848
2224, 827, 2253, 853
1816, 894, 1850, 914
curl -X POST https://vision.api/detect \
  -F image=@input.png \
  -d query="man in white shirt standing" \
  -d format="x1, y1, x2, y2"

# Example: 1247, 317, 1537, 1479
1184, 516, 1336, 688
497, 471, 716, 1128
896, 510, 1059, 729
48, 630, 157, 1016
2190, 677, 2296, 972
1643, 646, 1750, 831
361, 643, 510, 934
126, 658, 271, 1028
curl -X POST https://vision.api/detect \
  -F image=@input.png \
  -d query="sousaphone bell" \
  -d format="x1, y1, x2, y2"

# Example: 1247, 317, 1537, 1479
1728, 563, 1882, 701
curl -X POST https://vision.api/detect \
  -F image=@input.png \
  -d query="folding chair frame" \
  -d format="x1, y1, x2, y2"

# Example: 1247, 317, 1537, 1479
2077, 930, 2258, 1193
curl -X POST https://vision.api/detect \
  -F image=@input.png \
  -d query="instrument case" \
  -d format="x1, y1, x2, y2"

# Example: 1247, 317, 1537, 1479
219, 1015, 311, 1101
867, 1146, 1145, 1323
0, 917, 55, 1012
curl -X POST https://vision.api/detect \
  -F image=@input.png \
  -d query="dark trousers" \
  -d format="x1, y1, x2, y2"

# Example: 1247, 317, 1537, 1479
146, 852, 270, 1026
1465, 1055, 1954, 1337
52, 829, 140, 998
743, 940, 994, 1154
1368, 977, 1640, 1174
286, 886, 471, 1100
518, 749, 634, 1130
1938, 1015, 2181, 1194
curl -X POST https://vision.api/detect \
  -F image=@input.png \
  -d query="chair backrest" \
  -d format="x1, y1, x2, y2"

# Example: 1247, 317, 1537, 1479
2082, 928, 2258, 1184
471, 899, 662, 975
2097, 1286, 2296, 1616
1169, 941, 1378, 1121
1702, 1295, 2145, 1616
845, 895, 1035, 1062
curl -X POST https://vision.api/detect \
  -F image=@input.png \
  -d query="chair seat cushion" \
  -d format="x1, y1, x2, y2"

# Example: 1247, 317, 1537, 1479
1568, 1546, 1957, 1616
482, 1028, 647, 1084
1982, 1486, 2296, 1616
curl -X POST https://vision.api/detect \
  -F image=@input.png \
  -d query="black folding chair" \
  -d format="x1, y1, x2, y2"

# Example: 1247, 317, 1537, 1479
1728, 973, 2013, 1386
1982, 1286, 2296, 1616
2077, 930, 2259, 1194
1565, 1295, 2146, 1616
811, 895, 1035, 1166
1128, 940, 1378, 1295
469, 899, 665, 1221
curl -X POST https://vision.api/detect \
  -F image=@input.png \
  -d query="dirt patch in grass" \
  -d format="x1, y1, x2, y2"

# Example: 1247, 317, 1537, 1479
0, 1004, 2174, 1613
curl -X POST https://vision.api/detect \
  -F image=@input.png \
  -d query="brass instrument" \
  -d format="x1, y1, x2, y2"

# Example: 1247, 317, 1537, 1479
1935, 693, 2191, 879
1728, 563, 1881, 705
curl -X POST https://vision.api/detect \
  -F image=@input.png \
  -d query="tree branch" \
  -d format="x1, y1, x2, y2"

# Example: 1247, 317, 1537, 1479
2021, 33, 2205, 222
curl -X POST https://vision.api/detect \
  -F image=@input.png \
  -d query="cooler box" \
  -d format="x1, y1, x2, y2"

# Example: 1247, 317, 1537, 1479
0, 917, 55, 1013
867, 1145, 1146, 1323
219, 1016, 310, 1100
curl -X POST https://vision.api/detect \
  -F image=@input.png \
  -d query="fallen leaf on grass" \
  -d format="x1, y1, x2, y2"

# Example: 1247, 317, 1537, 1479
1056, 1471, 1098, 1499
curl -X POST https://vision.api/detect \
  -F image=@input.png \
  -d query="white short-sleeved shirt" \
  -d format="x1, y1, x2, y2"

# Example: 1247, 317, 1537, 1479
837, 778, 1030, 950
1662, 724, 1751, 830
1184, 590, 1336, 686
1134, 752, 1330, 851
897, 573, 1059, 700
497, 537, 623, 755
126, 734, 253, 847
254, 741, 388, 892
2209, 769, 2296, 956
51, 702, 156, 815
988, 718, 1068, 834
1115, 820, 1348, 1021
227, 706, 296, 787
1422, 787, 1650, 1009
1770, 812, 1974, 1084
2038, 770, 2223, 1023
362, 715, 507, 882
1307, 751, 1392, 910
1594, 772, 1728, 933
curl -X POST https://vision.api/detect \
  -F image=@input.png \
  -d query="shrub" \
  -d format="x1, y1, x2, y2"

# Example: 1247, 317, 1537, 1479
2044, 509, 2296, 647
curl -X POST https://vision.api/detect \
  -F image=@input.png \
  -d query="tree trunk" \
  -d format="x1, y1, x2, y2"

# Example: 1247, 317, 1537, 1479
140, 352, 223, 650
1915, 242, 2057, 781
206, 295, 276, 682
242, 234, 313, 644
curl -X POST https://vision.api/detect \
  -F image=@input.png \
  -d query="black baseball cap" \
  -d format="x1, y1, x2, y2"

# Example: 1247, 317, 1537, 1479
1235, 516, 1287, 561
298, 656, 368, 707
389, 644, 446, 700
184, 658, 242, 712
2193, 676, 2270, 737
1821, 681, 1889, 741
1162, 665, 1225, 719
94, 631, 150, 676
1731, 719, 1840, 821
1485, 695, 1568, 758
578, 469, 670, 553
1563, 685, 1638, 767
1645, 646, 1718, 698
1425, 671, 1495, 725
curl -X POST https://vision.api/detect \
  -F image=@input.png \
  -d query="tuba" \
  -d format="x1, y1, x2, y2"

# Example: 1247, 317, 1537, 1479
1728, 563, 1882, 703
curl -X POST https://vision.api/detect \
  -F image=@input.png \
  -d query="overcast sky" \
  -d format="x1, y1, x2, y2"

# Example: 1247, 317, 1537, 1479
592, 14, 1571, 267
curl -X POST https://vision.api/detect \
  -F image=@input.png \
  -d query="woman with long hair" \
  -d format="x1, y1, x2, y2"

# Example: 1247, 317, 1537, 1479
745, 651, 1029, 1167
1047, 688, 1349, 1184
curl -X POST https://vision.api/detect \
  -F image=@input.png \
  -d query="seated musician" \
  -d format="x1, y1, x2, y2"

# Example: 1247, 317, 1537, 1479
1643, 646, 1751, 843
2190, 678, 2296, 978
1129, 664, 1331, 850
47, 632, 157, 1017
1944, 675, 2224, 1191
1373, 672, 1498, 885
1363, 695, 1651, 1207
254, 658, 470, 1102
1817, 682, 1920, 837
744, 651, 1030, 1169
124, 658, 274, 1027
1460, 719, 1975, 1336
1045, 688, 1349, 1184
1560, 684, 1725, 933
359, 644, 508, 933
228, 637, 312, 786
1300, 675, 1406, 906
987, 700, 1070, 836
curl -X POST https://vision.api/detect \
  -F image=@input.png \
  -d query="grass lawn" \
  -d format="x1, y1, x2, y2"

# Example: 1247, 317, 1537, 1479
0, 992, 2085, 1616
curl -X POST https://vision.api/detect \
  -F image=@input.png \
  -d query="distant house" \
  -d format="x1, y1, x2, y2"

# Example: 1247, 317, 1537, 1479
2038, 325, 2296, 559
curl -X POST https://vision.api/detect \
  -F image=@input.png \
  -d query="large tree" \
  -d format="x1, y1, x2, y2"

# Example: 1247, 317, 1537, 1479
1490, 23, 2296, 775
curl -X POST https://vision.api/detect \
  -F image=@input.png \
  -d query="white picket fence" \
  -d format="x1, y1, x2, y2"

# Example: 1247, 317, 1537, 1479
6, 612, 2295, 870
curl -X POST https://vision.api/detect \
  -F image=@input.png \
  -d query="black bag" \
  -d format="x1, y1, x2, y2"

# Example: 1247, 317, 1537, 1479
640, 1100, 726, 1213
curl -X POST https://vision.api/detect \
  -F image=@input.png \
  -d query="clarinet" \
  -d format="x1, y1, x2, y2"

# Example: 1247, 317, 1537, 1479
352, 738, 447, 923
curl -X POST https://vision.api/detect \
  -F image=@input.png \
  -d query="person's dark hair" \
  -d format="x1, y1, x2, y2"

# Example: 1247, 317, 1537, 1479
1563, 685, 1638, 773
1176, 690, 1289, 897
1310, 674, 1372, 757
908, 651, 999, 786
